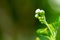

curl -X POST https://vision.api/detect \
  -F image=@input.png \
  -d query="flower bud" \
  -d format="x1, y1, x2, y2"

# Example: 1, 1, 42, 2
35, 9, 45, 16
35, 14, 39, 18
38, 17, 45, 23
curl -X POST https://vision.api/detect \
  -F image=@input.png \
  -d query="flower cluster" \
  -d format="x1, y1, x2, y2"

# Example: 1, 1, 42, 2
35, 9, 46, 24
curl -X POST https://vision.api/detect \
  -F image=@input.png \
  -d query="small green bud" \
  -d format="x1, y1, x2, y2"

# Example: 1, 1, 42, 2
35, 14, 39, 18
38, 17, 45, 23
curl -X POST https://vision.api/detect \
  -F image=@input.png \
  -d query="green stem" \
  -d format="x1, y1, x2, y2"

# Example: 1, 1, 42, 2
45, 21, 53, 36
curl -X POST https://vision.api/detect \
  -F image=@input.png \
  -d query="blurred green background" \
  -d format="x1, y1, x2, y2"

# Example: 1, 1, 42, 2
0, 0, 60, 40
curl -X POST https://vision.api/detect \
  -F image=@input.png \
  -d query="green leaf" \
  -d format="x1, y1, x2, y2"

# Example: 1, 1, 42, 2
36, 28, 49, 36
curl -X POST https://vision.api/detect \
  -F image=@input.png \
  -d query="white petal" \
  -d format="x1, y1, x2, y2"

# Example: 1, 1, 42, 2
35, 9, 41, 13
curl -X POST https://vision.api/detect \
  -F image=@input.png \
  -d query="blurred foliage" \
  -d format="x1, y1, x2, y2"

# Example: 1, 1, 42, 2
0, 0, 60, 40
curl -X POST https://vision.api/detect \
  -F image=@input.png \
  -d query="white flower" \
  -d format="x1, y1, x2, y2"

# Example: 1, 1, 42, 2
35, 9, 41, 13
35, 9, 45, 13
